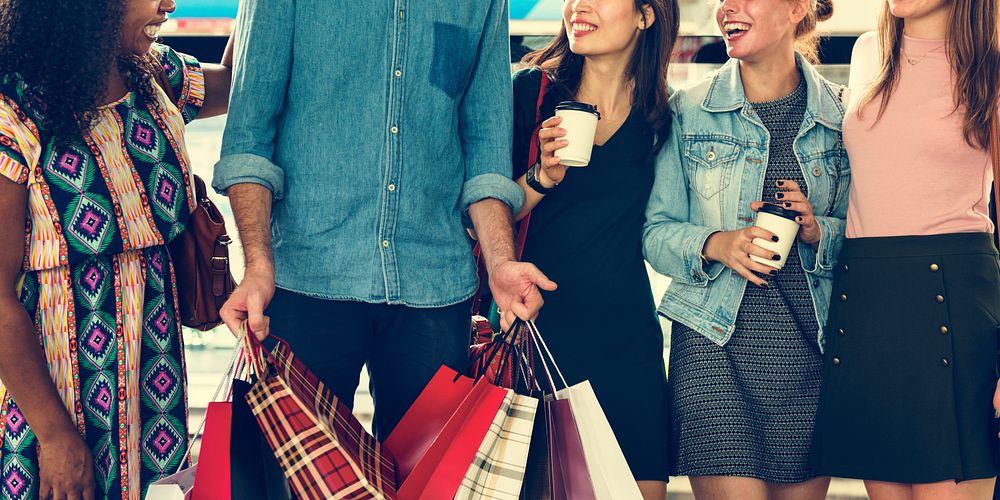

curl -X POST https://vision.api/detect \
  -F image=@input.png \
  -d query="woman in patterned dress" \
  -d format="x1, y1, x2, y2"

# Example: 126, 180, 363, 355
0, 0, 233, 498
643, 0, 848, 498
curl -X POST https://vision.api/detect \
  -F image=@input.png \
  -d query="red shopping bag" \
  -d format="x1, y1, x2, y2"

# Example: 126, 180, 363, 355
384, 366, 475, 483
192, 402, 233, 500
393, 370, 509, 500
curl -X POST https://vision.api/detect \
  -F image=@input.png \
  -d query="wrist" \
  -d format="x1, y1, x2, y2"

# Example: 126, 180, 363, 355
536, 166, 557, 189
701, 232, 721, 263
245, 261, 274, 276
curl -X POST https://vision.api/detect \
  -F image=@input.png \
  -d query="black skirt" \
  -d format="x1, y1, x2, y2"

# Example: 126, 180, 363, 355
810, 232, 1000, 483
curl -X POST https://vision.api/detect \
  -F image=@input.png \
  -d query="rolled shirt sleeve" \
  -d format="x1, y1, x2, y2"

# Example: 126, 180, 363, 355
456, 0, 524, 213
212, 0, 293, 200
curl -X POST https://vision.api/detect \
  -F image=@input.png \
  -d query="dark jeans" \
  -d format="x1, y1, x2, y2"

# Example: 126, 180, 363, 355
265, 287, 472, 438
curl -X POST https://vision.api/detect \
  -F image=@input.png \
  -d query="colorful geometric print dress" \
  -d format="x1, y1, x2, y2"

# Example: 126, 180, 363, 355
0, 44, 203, 500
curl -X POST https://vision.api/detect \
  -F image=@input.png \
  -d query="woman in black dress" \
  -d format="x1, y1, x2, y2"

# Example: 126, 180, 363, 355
511, 0, 679, 497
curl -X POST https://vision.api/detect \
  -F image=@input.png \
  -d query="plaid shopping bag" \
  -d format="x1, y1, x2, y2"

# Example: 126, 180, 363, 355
455, 391, 538, 500
244, 335, 397, 500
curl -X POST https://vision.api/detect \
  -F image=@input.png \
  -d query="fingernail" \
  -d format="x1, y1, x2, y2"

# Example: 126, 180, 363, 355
772, 255, 781, 261
796, 216, 803, 222
775, 192, 784, 199
769, 270, 777, 276
776, 181, 784, 186
784, 202, 792, 208
771, 235, 779, 242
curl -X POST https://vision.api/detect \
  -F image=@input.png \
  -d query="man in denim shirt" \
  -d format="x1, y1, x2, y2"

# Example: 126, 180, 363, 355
213, 0, 555, 437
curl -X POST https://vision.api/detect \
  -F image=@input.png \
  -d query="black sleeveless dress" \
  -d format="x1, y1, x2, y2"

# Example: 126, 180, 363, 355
512, 68, 670, 481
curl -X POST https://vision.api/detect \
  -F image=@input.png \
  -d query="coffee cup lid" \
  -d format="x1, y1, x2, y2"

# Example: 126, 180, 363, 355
555, 101, 601, 120
758, 202, 800, 220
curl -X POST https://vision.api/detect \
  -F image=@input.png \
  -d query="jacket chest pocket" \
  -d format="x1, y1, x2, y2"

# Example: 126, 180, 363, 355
683, 138, 740, 200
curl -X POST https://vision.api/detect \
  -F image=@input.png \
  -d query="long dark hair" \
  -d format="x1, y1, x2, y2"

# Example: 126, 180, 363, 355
858, 0, 999, 149
522, 0, 680, 157
0, 0, 158, 140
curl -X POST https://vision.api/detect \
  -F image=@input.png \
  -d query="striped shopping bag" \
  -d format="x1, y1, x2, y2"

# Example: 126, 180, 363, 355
243, 331, 397, 500
455, 391, 538, 500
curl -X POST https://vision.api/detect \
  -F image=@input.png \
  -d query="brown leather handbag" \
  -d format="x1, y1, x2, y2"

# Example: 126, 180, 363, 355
168, 175, 236, 330
154, 68, 237, 330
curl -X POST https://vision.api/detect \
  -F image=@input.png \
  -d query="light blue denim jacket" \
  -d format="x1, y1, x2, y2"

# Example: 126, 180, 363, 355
213, 0, 523, 306
643, 54, 850, 349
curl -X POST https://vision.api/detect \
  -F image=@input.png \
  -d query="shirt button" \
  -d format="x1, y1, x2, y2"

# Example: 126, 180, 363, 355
388, 183, 396, 192
399, 10, 405, 17
940, 325, 949, 334
941, 358, 949, 367
842, 264, 849, 272
838, 328, 846, 336
382, 240, 390, 248
935, 294, 945, 303
390, 126, 398, 134
394, 69, 402, 77
840, 293, 848, 302
930, 263, 940, 272
832, 357, 841, 365
812, 167, 822, 177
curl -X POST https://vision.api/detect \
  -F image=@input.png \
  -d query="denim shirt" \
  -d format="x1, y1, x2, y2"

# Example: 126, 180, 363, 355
643, 54, 850, 349
213, 0, 523, 306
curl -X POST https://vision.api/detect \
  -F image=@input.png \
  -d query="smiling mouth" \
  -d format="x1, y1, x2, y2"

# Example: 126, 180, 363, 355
143, 22, 164, 39
571, 22, 598, 35
722, 21, 751, 40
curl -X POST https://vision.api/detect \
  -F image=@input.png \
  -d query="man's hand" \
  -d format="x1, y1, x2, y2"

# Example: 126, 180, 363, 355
221, 264, 275, 342
489, 260, 557, 331
38, 429, 95, 500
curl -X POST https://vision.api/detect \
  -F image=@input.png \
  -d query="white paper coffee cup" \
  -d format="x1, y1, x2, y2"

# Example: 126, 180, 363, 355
554, 101, 601, 167
749, 203, 801, 270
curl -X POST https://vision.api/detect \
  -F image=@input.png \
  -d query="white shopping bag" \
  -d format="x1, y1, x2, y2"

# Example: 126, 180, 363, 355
145, 466, 196, 500
555, 381, 641, 500
526, 321, 642, 500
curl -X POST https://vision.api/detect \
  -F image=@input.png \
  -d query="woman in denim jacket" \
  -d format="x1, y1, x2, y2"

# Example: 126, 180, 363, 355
642, 0, 848, 498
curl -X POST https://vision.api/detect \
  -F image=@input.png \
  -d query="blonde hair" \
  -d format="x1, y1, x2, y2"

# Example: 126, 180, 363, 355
793, 0, 834, 63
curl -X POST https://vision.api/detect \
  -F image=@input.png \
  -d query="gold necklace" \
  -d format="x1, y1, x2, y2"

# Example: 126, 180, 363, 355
901, 44, 945, 65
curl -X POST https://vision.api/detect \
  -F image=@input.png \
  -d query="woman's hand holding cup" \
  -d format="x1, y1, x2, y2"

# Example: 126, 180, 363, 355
537, 116, 570, 186
702, 227, 782, 287
750, 180, 821, 245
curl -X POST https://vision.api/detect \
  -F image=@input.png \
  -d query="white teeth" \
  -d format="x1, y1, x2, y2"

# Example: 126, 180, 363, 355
723, 22, 751, 33
572, 22, 597, 32
143, 24, 161, 38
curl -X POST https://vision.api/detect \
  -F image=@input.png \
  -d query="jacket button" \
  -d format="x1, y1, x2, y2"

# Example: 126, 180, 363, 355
935, 294, 945, 303
832, 357, 841, 365
812, 279, 820, 287
930, 263, 940, 272
812, 167, 822, 177
707, 150, 717, 161
941, 358, 949, 367
840, 293, 848, 302
940, 325, 949, 334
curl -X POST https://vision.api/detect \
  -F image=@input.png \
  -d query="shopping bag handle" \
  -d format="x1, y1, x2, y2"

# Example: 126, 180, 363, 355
524, 320, 570, 393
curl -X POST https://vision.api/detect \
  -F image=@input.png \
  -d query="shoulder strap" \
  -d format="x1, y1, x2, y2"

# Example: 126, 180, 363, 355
991, 117, 1000, 248
514, 71, 550, 256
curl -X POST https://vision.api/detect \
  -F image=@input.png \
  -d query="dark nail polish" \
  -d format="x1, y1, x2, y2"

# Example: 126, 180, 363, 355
772, 254, 781, 261
776, 181, 784, 186
769, 270, 777, 276
771, 235, 779, 242
784, 202, 792, 208
775, 192, 784, 199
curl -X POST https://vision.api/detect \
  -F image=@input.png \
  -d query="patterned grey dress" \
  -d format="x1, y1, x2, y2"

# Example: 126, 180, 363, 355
668, 78, 824, 483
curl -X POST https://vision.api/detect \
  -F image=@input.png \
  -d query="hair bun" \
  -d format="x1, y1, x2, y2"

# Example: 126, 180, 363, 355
815, 0, 834, 22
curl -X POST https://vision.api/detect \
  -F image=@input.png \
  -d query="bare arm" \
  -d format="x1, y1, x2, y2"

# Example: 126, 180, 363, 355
0, 177, 94, 498
468, 198, 556, 329
198, 30, 236, 119
219, 183, 276, 339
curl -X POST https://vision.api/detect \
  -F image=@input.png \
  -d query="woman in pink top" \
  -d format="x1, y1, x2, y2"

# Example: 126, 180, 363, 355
809, 0, 1000, 498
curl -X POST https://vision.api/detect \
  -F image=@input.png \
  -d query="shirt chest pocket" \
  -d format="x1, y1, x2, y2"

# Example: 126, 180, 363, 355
429, 23, 478, 99
683, 138, 740, 200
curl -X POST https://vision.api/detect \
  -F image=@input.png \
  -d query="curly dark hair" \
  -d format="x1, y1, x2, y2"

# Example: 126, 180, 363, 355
0, 0, 158, 140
